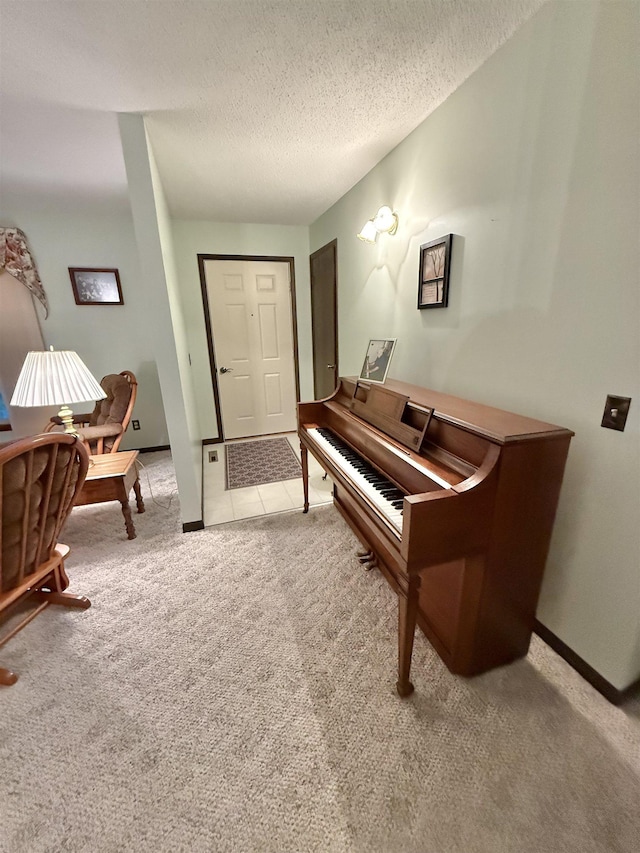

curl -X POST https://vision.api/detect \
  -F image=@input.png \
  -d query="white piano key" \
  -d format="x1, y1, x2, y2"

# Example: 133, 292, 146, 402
307, 427, 403, 534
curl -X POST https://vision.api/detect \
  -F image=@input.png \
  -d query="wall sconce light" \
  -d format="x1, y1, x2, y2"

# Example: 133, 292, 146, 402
357, 205, 399, 243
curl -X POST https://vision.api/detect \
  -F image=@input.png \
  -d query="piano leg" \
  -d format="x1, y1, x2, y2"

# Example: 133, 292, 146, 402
396, 575, 421, 697
300, 444, 309, 513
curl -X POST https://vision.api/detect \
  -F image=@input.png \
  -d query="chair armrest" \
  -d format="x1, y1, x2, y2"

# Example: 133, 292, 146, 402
48, 413, 93, 426
77, 423, 122, 441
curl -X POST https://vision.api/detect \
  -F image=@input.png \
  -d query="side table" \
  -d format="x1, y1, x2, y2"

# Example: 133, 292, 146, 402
75, 450, 145, 540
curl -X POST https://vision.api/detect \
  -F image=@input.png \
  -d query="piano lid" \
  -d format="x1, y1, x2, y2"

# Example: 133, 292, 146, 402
341, 377, 574, 445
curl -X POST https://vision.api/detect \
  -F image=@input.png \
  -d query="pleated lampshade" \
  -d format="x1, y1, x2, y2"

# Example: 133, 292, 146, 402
10, 349, 106, 408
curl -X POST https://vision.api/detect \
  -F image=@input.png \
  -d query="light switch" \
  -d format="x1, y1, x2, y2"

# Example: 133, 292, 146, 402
601, 395, 631, 431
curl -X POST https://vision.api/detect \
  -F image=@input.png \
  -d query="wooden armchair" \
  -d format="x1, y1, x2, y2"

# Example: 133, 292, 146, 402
44, 370, 137, 455
0, 433, 90, 686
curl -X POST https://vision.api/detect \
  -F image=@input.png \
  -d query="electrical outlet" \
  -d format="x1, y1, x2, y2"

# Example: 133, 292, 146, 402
132, 419, 141, 431
208, 450, 218, 463
601, 395, 631, 431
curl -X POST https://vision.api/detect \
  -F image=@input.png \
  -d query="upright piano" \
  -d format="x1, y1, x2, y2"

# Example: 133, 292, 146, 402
298, 377, 573, 696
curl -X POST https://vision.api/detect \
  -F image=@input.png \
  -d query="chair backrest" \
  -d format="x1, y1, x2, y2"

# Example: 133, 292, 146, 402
89, 370, 137, 453
0, 433, 88, 594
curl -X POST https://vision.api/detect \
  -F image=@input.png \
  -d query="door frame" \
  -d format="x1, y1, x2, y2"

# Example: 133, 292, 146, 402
197, 254, 301, 443
309, 239, 338, 399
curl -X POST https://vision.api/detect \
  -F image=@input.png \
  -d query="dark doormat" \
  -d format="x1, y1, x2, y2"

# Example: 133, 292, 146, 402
225, 437, 302, 490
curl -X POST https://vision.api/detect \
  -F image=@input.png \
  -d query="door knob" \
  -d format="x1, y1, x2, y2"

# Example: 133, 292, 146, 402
219, 366, 233, 374
327, 364, 336, 369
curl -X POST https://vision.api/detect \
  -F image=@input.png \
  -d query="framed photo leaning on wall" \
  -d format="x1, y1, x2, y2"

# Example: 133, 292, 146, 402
359, 339, 396, 384
418, 234, 452, 309
69, 268, 124, 305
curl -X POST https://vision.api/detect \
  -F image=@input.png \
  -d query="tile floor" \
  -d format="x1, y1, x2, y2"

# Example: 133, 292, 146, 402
202, 432, 333, 526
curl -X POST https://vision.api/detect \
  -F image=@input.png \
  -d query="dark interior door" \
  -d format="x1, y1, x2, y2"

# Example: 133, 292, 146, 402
309, 240, 338, 399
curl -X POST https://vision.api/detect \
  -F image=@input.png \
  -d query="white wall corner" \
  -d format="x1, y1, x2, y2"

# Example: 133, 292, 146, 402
117, 113, 202, 525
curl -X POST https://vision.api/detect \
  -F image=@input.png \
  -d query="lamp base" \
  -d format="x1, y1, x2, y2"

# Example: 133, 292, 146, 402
58, 405, 78, 436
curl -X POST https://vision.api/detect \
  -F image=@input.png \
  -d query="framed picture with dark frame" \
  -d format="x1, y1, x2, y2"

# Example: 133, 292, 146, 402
418, 234, 452, 309
68, 268, 124, 305
359, 338, 396, 384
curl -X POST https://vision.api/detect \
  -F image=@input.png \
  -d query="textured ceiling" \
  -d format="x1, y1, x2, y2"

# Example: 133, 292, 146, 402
0, 0, 547, 225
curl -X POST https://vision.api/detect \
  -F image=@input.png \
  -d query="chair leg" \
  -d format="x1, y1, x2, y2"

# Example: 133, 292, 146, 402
0, 565, 89, 687
0, 666, 18, 686
53, 562, 70, 592
32, 590, 91, 609
38, 563, 70, 594
32, 562, 89, 608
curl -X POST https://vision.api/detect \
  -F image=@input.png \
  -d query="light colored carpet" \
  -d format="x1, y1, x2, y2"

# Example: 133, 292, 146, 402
1, 451, 639, 853
225, 437, 301, 489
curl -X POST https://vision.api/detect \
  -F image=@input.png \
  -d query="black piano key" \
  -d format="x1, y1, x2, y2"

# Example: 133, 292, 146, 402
369, 477, 395, 489
315, 427, 406, 509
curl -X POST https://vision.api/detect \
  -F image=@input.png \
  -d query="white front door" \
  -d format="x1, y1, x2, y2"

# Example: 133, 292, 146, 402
204, 258, 297, 439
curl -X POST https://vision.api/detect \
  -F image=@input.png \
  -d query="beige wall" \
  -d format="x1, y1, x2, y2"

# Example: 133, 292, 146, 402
0, 269, 50, 439
0, 204, 168, 451
310, 1, 640, 690
118, 113, 203, 525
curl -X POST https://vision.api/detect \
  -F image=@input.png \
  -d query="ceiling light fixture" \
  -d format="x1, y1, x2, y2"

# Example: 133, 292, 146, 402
357, 205, 399, 243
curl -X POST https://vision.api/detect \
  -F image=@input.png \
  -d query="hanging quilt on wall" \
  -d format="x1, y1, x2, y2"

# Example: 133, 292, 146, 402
0, 227, 49, 317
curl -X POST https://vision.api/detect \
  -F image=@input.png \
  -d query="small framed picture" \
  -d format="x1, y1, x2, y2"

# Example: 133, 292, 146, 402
69, 268, 124, 305
359, 339, 396, 384
418, 234, 452, 309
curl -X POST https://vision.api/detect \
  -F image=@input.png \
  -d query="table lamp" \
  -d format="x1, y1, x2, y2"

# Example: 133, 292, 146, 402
10, 347, 106, 435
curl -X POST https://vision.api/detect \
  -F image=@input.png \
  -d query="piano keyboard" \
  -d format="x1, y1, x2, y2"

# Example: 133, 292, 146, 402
307, 427, 405, 533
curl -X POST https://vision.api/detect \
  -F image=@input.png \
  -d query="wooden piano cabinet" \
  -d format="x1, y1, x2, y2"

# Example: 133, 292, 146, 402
298, 377, 574, 695
466, 433, 574, 675
416, 559, 466, 660
405, 433, 573, 678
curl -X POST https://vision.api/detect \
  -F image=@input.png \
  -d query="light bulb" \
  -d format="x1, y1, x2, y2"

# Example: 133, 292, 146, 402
357, 219, 378, 243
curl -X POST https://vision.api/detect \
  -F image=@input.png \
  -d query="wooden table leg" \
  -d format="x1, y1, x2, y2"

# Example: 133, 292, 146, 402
120, 498, 136, 539
133, 477, 145, 513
